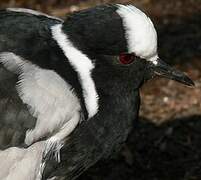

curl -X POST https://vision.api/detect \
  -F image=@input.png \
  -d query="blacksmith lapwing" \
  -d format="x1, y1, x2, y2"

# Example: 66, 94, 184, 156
0, 4, 194, 180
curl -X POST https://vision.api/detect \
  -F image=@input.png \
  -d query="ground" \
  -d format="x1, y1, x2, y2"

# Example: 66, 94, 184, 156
0, 0, 201, 179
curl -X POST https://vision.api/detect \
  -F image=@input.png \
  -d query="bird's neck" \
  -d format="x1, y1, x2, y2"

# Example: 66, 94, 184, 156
53, 81, 140, 179
44, 65, 144, 179
76, 67, 143, 156
88, 70, 141, 155
70, 60, 145, 156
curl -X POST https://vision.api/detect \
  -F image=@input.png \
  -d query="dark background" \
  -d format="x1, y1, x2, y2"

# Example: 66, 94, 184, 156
0, 0, 201, 179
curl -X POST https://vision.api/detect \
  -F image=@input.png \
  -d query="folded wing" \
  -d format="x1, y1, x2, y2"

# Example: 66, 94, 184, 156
0, 9, 83, 180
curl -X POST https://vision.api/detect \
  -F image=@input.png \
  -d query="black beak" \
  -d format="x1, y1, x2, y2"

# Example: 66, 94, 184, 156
148, 58, 194, 86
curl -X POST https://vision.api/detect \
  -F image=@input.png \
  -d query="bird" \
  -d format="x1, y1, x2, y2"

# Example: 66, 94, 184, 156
0, 4, 194, 180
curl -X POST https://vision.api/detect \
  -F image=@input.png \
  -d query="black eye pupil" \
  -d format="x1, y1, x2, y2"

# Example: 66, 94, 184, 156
119, 53, 135, 64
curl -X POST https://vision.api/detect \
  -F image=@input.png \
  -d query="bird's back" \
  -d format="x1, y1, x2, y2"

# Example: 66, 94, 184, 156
0, 9, 62, 57
0, 8, 63, 149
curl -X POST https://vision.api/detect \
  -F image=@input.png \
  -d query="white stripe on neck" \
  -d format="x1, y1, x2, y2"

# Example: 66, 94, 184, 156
51, 24, 99, 118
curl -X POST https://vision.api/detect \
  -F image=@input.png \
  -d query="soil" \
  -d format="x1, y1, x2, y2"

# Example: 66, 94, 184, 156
1, 0, 201, 179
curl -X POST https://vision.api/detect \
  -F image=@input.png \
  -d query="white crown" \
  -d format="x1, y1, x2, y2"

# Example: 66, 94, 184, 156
116, 4, 158, 60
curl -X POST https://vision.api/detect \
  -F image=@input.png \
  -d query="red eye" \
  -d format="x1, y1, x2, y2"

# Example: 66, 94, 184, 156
119, 53, 135, 65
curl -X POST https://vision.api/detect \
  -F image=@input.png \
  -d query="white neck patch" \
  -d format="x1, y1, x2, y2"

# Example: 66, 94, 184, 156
116, 4, 158, 59
51, 24, 99, 118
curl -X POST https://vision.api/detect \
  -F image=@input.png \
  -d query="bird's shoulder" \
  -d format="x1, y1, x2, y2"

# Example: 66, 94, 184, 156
0, 9, 83, 150
0, 8, 63, 56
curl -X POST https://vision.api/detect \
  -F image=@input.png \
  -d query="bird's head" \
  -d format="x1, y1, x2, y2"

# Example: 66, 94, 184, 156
61, 4, 194, 88
52, 4, 194, 118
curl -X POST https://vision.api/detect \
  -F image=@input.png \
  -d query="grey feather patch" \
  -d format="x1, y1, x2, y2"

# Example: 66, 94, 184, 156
0, 52, 83, 179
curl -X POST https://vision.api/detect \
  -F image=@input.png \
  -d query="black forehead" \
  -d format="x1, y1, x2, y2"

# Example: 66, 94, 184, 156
63, 4, 128, 55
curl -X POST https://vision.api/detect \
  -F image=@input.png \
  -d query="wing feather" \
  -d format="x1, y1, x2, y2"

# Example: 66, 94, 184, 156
0, 52, 82, 146
0, 64, 36, 149
0, 9, 83, 179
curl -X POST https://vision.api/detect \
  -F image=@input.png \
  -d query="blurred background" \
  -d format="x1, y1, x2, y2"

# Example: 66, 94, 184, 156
0, 0, 201, 179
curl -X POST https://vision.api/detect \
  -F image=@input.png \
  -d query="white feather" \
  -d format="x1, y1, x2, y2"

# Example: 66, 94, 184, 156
47, 177, 57, 180
0, 52, 81, 145
51, 24, 99, 118
44, 112, 80, 163
7, 8, 63, 22
116, 4, 158, 61
0, 141, 45, 180
0, 52, 82, 179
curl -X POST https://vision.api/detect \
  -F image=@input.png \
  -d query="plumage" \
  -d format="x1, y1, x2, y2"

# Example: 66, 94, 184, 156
0, 8, 85, 179
51, 24, 99, 118
116, 4, 158, 59
0, 4, 194, 180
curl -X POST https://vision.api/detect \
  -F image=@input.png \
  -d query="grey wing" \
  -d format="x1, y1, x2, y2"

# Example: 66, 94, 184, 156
0, 9, 86, 180
0, 9, 82, 146
0, 9, 84, 179
0, 64, 36, 149
0, 9, 81, 145
0, 9, 58, 149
